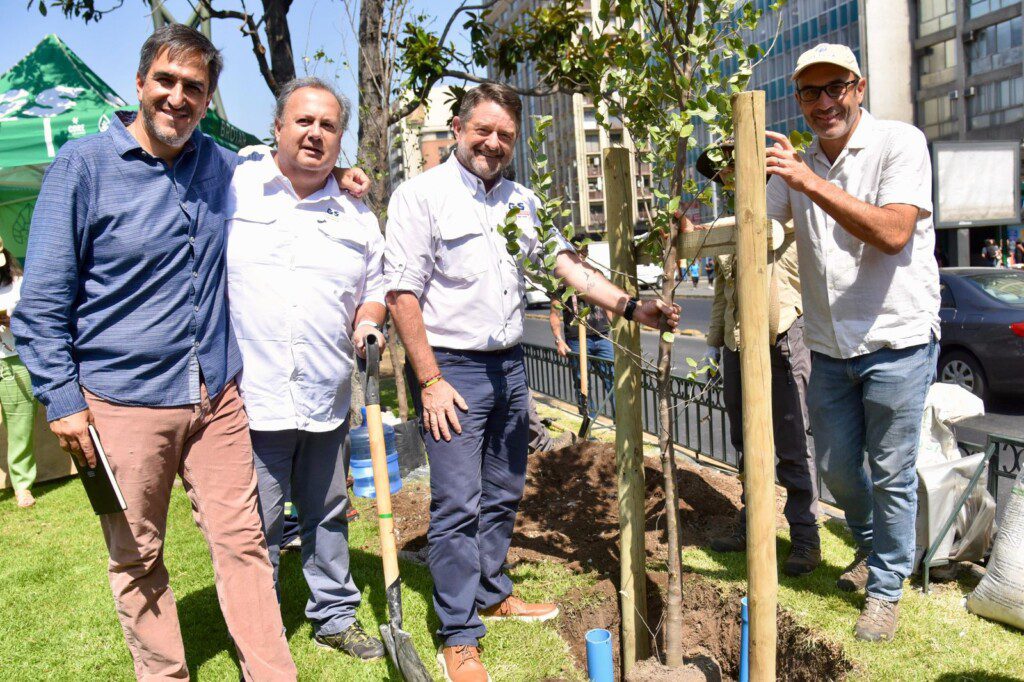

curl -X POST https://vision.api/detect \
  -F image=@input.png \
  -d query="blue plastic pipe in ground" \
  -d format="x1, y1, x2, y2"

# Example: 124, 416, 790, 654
740, 596, 749, 682
585, 628, 613, 682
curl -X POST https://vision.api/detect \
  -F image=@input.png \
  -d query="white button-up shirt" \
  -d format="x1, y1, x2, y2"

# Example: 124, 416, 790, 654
226, 152, 385, 432
767, 109, 940, 359
384, 154, 570, 351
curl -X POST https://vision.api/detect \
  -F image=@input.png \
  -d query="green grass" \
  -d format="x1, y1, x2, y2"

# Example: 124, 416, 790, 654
684, 520, 1024, 681
0, 479, 586, 681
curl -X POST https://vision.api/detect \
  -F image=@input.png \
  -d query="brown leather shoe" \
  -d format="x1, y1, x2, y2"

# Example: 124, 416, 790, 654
479, 594, 559, 622
437, 645, 490, 682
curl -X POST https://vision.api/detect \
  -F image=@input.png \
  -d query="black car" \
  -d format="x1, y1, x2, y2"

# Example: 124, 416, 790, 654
937, 267, 1024, 402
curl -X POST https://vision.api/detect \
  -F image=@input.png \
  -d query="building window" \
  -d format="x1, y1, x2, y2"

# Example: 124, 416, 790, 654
918, 0, 956, 37
968, 76, 1024, 129
968, 16, 1023, 76
917, 94, 957, 138
969, 0, 1019, 19
585, 132, 600, 154
918, 39, 958, 89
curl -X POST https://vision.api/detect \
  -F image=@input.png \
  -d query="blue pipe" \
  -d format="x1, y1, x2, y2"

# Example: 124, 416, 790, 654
740, 596, 749, 682
585, 628, 613, 682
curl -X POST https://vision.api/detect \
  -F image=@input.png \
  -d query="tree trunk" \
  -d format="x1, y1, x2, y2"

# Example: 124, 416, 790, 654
357, 0, 391, 216
261, 0, 296, 95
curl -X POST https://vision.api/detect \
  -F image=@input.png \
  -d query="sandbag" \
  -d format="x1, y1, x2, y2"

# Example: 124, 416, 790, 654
917, 383, 984, 468
966, 465, 1024, 630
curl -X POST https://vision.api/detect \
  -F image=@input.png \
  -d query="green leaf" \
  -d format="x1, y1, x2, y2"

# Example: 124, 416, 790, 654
662, 332, 676, 343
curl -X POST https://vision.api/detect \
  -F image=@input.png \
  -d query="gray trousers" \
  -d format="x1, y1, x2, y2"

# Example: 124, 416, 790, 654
722, 317, 820, 548
251, 424, 361, 636
527, 393, 554, 452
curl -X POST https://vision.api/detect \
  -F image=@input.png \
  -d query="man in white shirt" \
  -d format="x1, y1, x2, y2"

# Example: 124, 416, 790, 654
764, 44, 940, 642
385, 83, 679, 682
226, 77, 387, 661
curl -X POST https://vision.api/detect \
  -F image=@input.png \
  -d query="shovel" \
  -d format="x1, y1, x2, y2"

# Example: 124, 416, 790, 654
363, 335, 433, 682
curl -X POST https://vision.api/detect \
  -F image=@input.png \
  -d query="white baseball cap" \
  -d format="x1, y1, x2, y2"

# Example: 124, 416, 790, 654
792, 43, 862, 81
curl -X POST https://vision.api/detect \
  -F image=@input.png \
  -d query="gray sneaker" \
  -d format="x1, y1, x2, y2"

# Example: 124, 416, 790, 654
782, 545, 821, 577
837, 550, 870, 592
855, 597, 899, 642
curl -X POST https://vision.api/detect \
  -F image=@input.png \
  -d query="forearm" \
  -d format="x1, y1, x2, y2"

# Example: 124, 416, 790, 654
554, 252, 630, 317
548, 306, 564, 342
353, 301, 386, 329
385, 291, 438, 382
801, 175, 911, 254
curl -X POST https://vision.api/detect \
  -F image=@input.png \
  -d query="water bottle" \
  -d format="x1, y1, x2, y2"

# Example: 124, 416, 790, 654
349, 407, 403, 499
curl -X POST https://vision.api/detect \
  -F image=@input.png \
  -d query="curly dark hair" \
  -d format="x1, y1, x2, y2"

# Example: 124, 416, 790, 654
0, 249, 24, 288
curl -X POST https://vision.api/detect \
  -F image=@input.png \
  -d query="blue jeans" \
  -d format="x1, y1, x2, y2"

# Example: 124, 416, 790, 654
567, 336, 615, 413
807, 337, 937, 601
424, 346, 530, 646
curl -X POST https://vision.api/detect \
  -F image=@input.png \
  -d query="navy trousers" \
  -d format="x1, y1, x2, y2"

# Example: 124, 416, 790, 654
423, 346, 530, 647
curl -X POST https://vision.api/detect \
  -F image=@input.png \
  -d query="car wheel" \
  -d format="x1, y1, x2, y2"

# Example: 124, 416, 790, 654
938, 350, 989, 402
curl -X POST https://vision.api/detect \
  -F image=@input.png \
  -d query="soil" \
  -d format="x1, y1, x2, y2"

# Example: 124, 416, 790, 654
389, 441, 853, 681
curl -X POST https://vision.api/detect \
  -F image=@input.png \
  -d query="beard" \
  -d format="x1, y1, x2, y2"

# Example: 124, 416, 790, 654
139, 99, 197, 149
455, 144, 509, 182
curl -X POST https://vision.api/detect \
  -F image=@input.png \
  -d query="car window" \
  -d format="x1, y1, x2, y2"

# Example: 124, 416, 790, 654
965, 272, 1024, 307
939, 282, 956, 308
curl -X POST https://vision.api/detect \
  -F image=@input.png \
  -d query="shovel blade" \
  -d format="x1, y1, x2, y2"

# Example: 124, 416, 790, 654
380, 623, 433, 682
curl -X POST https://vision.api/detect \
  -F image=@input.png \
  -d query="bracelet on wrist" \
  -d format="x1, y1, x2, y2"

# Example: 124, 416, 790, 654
420, 374, 443, 389
357, 320, 380, 329
622, 296, 640, 321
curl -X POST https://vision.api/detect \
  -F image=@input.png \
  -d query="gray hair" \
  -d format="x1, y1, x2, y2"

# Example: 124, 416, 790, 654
138, 25, 223, 94
274, 77, 350, 132
458, 82, 522, 132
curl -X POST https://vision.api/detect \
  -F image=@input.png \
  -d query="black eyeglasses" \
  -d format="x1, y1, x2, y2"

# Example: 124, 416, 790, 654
796, 78, 859, 103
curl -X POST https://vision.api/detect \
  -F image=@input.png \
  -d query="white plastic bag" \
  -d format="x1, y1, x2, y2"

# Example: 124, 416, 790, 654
917, 383, 985, 468
966, 465, 1024, 630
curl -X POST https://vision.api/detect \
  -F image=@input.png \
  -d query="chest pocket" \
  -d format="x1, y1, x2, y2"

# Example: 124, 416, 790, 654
227, 212, 279, 266
313, 221, 367, 287
436, 221, 489, 284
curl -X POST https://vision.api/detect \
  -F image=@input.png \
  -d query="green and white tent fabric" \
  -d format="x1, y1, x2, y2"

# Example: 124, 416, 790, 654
0, 35, 260, 258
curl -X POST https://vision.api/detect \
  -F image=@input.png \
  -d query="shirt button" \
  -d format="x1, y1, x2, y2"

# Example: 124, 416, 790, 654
194, 305, 200, 312
192, 271, 199, 278
189, 237, 196, 245
194, 341, 200, 348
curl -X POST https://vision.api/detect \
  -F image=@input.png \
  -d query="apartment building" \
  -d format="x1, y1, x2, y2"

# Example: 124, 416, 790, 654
389, 86, 458, 183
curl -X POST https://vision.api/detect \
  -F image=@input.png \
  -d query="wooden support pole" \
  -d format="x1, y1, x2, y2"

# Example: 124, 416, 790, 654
604, 147, 650, 674
732, 90, 777, 682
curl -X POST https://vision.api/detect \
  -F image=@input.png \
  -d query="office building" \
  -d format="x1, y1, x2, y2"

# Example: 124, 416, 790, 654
389, 86, 457, 183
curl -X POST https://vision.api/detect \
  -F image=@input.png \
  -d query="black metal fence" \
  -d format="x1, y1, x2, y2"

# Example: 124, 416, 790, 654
523, 342, 1022, 516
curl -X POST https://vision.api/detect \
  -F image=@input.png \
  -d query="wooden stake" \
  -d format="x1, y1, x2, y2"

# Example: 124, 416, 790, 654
732, 90, 777, 682
578, 307, 589, 408
604, 147, 650, 674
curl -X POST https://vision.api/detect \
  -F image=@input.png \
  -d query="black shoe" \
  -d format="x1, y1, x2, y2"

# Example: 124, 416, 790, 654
314, 622, 386, 661
709, 531, 746, 553
783, 545, 822, 577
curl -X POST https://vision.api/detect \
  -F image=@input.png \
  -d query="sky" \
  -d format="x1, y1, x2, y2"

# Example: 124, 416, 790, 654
3, 0, 475, 164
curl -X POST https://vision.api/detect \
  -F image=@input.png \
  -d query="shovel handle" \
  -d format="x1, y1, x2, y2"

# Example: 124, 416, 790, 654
363, 336, 399, 586
577, 300, 588, 401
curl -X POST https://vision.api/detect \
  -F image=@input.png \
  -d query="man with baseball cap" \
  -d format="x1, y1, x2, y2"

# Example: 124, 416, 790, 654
763, 43, 939, 642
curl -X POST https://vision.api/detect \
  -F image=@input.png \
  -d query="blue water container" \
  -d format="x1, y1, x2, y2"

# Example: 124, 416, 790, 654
349, 411, 403, 499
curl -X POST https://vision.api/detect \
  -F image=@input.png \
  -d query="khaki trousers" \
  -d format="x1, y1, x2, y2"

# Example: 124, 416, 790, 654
85, 381, 296, 681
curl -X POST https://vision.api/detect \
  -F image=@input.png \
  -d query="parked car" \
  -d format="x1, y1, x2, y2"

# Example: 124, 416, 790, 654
523, 276, 550, 309
586, 241, 664, 290
937, 267, 1024, 402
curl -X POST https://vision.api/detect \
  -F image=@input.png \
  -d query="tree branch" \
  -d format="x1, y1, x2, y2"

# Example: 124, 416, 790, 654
193, 0, 278, 93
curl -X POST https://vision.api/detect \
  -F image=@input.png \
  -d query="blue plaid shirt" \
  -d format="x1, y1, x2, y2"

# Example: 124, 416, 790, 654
13, 112, 242, 420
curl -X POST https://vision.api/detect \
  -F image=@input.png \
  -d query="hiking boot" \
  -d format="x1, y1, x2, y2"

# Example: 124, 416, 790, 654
313, 622, 385, 660
438, 645, 490, 682
783, 545, 822, 577
709, 530, 746, 553
837, 550, 871, 592
854, 597, 899, 642
480, 595, 559, 622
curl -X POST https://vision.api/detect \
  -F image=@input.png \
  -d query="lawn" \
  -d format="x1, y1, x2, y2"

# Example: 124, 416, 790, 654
0, 477, 585, 681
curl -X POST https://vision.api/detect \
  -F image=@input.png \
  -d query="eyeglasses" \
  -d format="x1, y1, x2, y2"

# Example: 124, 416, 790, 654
796, 78, 859, 103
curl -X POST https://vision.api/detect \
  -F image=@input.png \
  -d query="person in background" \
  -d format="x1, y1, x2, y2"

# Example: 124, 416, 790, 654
226, 77, 387, 660
705, 257, 716, 288
688, 259, 700, 287
1015, 240, 1024, 268
0, 238, 38, 508
981, 238, 1001, 267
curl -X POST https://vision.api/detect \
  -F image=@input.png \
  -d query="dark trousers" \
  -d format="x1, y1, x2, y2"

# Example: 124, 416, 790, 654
423, 346, 530, 647
722, 317, 820, 548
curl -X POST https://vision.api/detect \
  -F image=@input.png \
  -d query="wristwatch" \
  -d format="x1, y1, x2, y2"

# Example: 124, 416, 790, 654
623, 297, 640, 321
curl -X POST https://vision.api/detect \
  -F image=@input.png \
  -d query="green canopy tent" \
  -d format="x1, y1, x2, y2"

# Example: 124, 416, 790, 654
0, 35, 261, 259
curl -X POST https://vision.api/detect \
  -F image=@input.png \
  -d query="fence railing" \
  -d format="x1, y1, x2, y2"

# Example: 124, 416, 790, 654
523, 342, 1022, 516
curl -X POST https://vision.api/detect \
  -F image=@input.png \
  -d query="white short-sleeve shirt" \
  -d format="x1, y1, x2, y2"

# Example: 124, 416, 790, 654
226, 151, 385, 431
767, 109, 940, 359
384, 154, 571, 351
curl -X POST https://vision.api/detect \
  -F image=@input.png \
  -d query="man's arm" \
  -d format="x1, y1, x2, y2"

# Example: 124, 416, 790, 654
549, 300, 570, 357
765, 130, 919, 255
11, 155, 96, 466
553, 251, 680, 329
352, 226, 387, 357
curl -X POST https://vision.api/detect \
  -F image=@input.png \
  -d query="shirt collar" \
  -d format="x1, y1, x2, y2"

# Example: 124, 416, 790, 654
446, 152, 505, 197
108, 109, 199, 159
257, 150, 342, 204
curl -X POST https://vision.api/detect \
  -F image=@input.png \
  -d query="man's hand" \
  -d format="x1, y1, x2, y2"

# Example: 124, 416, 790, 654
555, 337, 571, 357
765, 131, 820, 193
633, 298, 681, 330
353, 325, 386, 359
420, 379, 468, 442
335, 167, 371, 198
50, 409, 96, 468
